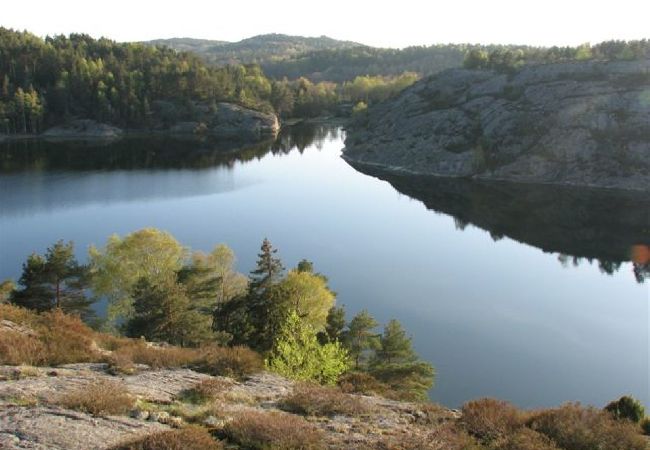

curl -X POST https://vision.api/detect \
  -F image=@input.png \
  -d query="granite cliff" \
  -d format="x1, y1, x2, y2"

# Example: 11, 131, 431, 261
344, 59, 650, 191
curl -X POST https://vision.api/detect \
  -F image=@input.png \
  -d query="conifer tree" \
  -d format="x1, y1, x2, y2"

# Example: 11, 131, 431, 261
370, 319, 435, 401
11, 240, 93, 320
318, 305, 346, 344
344, 310, 380, 369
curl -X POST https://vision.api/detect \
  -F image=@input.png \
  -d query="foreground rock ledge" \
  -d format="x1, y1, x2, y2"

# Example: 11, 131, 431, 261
0, 364, 456, 450
344, 59, 650, 191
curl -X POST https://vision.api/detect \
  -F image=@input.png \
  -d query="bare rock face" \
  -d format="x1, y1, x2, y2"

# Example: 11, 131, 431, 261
208, 102, 280, 139
42, 120, 123, 139
344, 59, 650, 191
0, 407, 168, 450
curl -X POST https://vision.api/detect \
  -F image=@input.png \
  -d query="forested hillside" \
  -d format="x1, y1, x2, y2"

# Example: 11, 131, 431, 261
0, 28, 276, 133
145, 34, 361, 67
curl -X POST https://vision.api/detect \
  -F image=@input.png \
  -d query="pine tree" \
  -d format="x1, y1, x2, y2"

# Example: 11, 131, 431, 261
126, 277, 213, 347
318, 305, 346, 344
11, 240, 94, 320
249, 238, 284, 294
344, 310, 380, 369
374, 319, 416, 364
370, 319, 435, 401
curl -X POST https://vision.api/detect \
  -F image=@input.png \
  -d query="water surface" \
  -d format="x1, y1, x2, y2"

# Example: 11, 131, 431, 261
1, 125, 648, 408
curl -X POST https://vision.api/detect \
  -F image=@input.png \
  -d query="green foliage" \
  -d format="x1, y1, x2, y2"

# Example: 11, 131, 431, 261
344, 309, 380, 369
125, 276, 213, 346
369, 319, 435, 401
10, 240, 93, 320
318, 305, 346, 344
266, 311, 349, 384
462, 39, 650, 72
0, 28, 280, 132
0, 279, 16, 303
271, 270, 335, 331
89, 228, 186, 323
641, 417, 650, 435
604, 396, 646, 423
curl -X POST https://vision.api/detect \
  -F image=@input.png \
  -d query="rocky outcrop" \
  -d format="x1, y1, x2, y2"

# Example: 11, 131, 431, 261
167, 102, 280, 140
344, 59, 650, 191
0, 364, 456, 450
42, 120, 123, 139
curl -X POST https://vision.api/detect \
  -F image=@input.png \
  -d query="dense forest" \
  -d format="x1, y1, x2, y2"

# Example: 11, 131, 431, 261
0, 28, 422, 132
463, 40, 650, 71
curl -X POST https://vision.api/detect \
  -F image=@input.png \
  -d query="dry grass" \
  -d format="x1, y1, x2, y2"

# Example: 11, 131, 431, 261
222, 410, 325, 450
528, 402, 648, 450
196, 345, 263, 379
58, 379, 135, 416
112, 427, 223, 450
281, 382, 372, 417
460, 398, 524, 444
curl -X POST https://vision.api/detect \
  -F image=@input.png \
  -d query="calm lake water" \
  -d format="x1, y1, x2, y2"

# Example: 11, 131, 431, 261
1, 124, 648, 409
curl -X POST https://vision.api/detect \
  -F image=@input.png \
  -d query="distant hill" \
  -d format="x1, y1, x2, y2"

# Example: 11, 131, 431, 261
145, 33, 362, 66
261, 45, 471, 82
145, 37, 228, 53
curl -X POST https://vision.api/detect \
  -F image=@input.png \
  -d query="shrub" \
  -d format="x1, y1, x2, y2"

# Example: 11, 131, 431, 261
0, 331, 46, 365
280, 382, 371, 417
58, 379, 134, 416
529, 402, 647, 450
112, 426, 222, 450
641, 417, 650, 435
266, 311, 349, 385
180, 378, 234, 404
197, 345, 263, 379
604, 396, 646, 423
338, 371, 391, 396
222, 410, 325, 450
372, 423, 483, 450
108, 342, 200, 369
39, 309, 97, 364
494, 428, 560, 450
460, 398, 523, 444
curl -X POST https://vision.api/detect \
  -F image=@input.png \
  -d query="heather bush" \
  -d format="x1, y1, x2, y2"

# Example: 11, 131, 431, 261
180, 378, 234, 404
222, 410, 325, 450
460, 398, 523, 444
493, 428, 560, 450
58, 379, 134, 416
112, 427, 222, 450
528, 402, 647, 450
197, 345, 264, 379
280, 382, 371, 417
0, 331, 46, 365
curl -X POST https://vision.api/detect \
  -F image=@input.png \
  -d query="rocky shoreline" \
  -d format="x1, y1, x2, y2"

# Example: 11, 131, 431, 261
344, 59, 650, 191
0, 102, 280, 143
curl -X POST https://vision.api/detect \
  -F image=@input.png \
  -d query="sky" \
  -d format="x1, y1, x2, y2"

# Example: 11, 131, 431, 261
2, 0, 649, 48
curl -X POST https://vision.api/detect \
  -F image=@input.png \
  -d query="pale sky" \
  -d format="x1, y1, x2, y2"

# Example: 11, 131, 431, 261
2, 0, 649, 48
